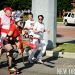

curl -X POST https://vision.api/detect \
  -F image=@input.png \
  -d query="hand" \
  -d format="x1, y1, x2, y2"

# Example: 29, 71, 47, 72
47, 29, 50, 33
46, 29, 50, 33
18, 49, 22, 55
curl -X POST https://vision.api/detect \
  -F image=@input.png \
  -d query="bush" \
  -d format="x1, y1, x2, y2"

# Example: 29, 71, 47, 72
57, 17, 63, 22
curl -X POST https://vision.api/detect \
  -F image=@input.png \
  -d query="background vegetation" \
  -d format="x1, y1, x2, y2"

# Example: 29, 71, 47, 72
0, 0, 74, 22
0, 0, 32, 10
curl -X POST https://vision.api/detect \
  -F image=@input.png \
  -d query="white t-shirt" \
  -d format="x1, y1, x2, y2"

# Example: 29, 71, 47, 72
33, 22, 45, 39
24, 20, 35, 35
0, 10, 11, 37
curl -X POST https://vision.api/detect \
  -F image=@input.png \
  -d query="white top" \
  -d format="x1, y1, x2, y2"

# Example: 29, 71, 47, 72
33, 22, 45, 39
0, 10, 11, 37
24, 20, 35, 35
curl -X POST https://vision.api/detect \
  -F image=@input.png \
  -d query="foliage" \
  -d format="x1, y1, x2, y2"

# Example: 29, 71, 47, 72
57, 17, 63, 22
54, 43, 75, 53
57, 0, 73, 11
0, 0, 32, 10
57, 0, 73, 17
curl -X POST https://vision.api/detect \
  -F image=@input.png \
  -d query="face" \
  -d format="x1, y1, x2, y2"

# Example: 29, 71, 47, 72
38, 16, 43, 23
5, 10, 12, 17
28, 15, 33, 20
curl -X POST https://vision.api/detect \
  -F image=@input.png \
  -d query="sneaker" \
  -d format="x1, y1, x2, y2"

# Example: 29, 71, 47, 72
32, 57, 37, 62
38, 59, 43, 64
28, 58, 33, 64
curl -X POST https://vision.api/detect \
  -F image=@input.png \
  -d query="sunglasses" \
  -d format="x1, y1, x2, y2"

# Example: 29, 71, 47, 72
38, 18, 43, 20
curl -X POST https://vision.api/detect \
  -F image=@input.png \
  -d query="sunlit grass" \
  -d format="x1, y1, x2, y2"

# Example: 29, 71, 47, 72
53, 43, 75, 53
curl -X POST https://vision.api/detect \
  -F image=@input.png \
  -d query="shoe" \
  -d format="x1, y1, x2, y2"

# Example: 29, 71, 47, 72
32, 57, 37, 62
28, 58, 33, 64
32, 57, 37, 60
38, 59, 43, 64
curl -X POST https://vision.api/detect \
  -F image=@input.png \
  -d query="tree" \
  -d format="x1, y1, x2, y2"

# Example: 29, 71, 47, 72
0, 0, 32, 10
57, 0, 73, 17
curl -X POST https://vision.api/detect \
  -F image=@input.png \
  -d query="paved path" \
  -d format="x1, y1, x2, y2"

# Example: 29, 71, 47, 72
57, 22, 75, 43
0, 54, 75, 75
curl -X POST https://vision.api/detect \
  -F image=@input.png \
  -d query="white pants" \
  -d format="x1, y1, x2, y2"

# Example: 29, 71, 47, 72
28, 37, 47, 60
33, 38, 47, 53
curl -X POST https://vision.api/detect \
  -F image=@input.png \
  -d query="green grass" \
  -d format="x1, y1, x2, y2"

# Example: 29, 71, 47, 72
53, 43, 75, 53
57, 17, 63, 22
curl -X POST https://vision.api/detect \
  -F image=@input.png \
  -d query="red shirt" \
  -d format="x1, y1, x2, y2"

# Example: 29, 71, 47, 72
9, 24, 21, 38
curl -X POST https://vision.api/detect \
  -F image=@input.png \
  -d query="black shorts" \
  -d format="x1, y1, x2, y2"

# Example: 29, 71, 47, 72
3, 38, 19, 45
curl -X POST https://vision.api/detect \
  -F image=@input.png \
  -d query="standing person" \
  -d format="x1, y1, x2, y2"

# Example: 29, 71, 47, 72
0, 7, 14, 57
23, 13, 35, 56
0, 7, 13, 38
28, 15, 49, 63
3, 17, 23, 73
0, 7, 21, 72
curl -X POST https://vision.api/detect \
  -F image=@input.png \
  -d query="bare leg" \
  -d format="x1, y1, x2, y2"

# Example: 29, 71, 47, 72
0, 48, 2, 58
4, 44, 13, 69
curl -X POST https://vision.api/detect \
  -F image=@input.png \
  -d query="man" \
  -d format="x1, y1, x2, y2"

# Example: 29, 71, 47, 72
0, 7, 18, 71
28, 15, 49, 63
0, 7, 13, 38
0, 7, 14, 57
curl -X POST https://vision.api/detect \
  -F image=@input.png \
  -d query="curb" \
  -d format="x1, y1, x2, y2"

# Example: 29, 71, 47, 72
46, 50, 75, 59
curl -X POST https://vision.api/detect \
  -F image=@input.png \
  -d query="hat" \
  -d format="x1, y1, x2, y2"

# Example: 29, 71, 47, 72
3, 7, 12, 11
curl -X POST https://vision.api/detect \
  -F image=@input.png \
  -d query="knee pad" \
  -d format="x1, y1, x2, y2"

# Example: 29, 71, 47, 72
13, 49, 18, 58
6, 49, 18, 58
6, 49, 13, 57
3, 39, 9, 45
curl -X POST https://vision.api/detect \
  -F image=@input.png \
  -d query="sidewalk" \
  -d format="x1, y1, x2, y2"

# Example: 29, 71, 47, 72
46, 50, 75, 59
45, 37, 75, 59
57, 37, 75, 43
0, 54, 75, 75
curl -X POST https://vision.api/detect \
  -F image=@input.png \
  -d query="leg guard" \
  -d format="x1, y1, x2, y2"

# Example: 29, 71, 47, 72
6, 49, 13, 57
6, 49, 18, 58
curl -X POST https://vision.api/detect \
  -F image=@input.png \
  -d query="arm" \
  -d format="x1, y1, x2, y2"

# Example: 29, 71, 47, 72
6, 24, 16, 40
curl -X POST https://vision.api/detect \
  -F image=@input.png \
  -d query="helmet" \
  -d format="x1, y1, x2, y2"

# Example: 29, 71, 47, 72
15, 17, 22, 22
15, 17, 24, 29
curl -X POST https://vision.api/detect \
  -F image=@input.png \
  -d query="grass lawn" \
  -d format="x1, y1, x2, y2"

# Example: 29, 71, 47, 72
57, 17, 63, 22
53, 43, 75, 53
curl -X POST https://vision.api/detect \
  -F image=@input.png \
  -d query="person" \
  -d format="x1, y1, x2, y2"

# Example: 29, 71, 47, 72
3, 17, 23, 73
23, 13, 35, 56
28, 15, 49, 63
0, 7, 13, 38
0, 7, 14, 58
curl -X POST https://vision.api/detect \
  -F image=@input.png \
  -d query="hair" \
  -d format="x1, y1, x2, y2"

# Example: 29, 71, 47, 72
38, 15, 44, 20
28, 13, 33, 17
